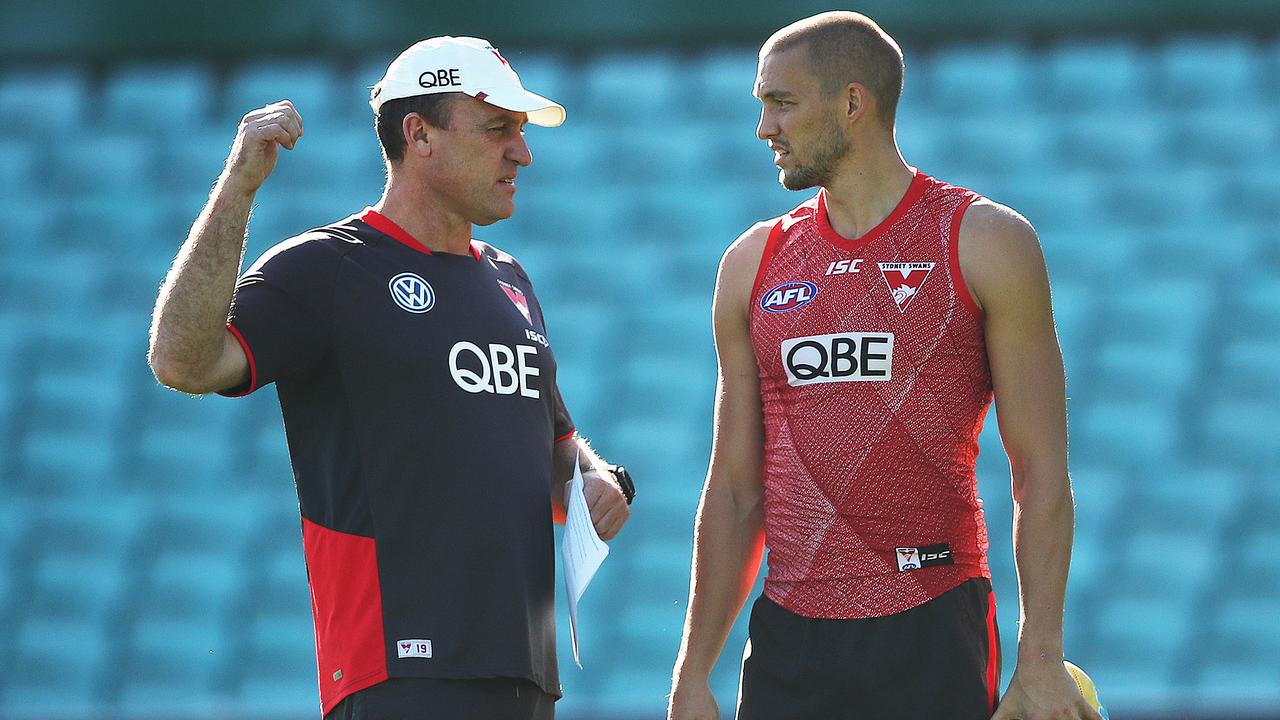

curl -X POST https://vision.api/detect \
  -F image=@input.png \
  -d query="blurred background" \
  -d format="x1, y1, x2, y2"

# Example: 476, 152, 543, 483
1, 0, 1278, 718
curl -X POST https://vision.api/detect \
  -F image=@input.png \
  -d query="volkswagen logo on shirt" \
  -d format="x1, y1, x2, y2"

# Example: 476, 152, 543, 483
389, 272, 435, 313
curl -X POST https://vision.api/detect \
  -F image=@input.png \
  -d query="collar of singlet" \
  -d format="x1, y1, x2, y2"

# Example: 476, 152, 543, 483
815, 168, 928, 252
359, 208, 482, 261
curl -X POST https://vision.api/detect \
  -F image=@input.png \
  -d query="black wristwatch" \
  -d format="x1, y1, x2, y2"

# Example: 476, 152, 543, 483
605, 463, 635, 505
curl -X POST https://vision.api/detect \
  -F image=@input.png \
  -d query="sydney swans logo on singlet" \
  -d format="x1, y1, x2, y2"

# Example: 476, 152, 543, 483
878, 262, 935, 312
781, 332, 894, 386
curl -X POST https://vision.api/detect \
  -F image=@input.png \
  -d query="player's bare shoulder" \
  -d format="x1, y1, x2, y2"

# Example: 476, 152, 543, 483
715, 220, 775, 318
957, 199, 1047, 313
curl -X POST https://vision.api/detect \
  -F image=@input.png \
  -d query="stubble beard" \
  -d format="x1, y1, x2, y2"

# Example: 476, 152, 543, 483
779, 120, 853, 191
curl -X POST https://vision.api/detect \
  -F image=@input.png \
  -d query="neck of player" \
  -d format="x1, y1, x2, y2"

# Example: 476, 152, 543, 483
375, 182, 475, 256
821, 139, 914, 242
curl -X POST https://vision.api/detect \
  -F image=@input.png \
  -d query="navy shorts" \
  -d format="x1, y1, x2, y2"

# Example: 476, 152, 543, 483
736, 578, 1000, 720
325, 677, 555, 720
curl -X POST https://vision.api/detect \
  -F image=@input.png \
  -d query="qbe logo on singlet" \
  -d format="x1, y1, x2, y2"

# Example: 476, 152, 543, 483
780, 332, 894, 386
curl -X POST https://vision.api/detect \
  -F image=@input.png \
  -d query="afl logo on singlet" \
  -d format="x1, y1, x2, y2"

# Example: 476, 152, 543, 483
389, 273, 435, 313
760, 281, 818, 313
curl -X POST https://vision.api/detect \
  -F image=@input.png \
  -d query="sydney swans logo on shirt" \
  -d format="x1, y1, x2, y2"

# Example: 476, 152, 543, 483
389, 272, 435, 313
497, 279, 532, 325
761, 281, 818, 313
878, 262, 935, 312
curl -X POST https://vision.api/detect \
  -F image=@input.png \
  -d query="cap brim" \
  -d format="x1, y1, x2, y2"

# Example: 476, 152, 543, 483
476, 86, 566, 127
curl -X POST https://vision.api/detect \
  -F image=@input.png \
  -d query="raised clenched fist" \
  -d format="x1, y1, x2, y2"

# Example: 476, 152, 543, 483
222, 99, 304, 195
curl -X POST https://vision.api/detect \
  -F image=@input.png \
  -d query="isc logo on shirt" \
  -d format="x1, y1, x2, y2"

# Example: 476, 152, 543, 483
780, 332, 894, 386
895, 544, 954, 572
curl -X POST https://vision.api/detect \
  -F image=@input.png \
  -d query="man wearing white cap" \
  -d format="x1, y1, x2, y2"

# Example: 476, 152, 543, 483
148, 36, 632, 720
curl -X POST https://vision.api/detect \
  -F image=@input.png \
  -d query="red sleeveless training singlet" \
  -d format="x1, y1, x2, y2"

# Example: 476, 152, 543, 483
749, 170, 993, 619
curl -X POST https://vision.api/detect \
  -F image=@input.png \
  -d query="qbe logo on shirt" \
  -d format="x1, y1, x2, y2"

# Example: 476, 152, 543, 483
780, 332, 894, 386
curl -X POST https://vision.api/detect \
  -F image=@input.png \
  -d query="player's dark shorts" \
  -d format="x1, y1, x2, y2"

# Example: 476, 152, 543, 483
324, 677, 555, 720
736, 577, 1000, 720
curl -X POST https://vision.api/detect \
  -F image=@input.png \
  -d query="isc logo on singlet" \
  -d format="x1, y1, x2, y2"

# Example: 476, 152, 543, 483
780, 332, 894, 386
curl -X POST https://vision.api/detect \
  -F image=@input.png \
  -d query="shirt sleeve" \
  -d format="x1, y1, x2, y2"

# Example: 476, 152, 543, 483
552, 384, 575, 443
498, 246, 577, 444
219, 234, 341, 397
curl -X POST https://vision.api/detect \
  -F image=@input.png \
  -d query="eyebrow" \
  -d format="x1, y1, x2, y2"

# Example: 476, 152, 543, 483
478, 112, 526, 128
756, 88, 796, 101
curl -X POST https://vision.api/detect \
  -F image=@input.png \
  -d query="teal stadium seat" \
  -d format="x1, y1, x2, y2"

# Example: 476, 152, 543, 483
0, 137, 38, 199
1195, 595, 1280, 709
1053, 110, 1168, 173
1072, 399, 1180, 467
28, 553, 127, 624
134, 390, 244, 490
267, 126, 386, 193
1091, 341, 1197, 401
159, 128, 240, 196
102, 63, 217, 131
119, 613, 234, 715
6, 617, 108, 717
1198, 399, 1280, 470
926, 43, 1034, 114
1041, 40, 1150, 110
224, 60, 346, 129
581, 52, 680, 128
1178, 107, 1277, 168
1158, 36, 1263, 108
1090, 580, 1197, 708
236, 614, 318, 715
692, 48, 761, 126
0, 66, 89, 132
1064, 463, 1127, 592
1217, 340, 1280, 402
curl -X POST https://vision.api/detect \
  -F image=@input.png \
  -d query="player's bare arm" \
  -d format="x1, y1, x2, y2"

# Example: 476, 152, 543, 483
667, 222, 771, 720
148, 100, 304, 394
959, 202, 1102, 720
551, 433, 631, 541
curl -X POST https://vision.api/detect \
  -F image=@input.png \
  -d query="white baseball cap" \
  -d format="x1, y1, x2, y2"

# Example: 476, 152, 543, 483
370, 36, 565, 127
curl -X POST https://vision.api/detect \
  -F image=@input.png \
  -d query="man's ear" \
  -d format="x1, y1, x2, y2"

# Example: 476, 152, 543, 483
403, 113, 433, 158
845, 82, 870, 123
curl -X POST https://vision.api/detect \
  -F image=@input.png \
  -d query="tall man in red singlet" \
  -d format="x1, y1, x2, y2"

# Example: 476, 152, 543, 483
669, 12, 1100, 720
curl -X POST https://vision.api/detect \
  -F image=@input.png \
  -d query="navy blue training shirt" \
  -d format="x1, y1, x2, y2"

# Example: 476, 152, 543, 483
221, 208, 574, 715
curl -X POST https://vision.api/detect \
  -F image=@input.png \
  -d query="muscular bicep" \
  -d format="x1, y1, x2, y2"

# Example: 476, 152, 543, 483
960, 203, 1068, 486
706, 224, 770, 502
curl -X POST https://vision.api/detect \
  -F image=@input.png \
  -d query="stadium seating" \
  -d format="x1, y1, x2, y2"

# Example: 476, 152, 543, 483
1, 34, 1277, 719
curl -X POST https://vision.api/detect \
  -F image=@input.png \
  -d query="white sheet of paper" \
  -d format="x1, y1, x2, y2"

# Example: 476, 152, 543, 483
561, 450, 610, 668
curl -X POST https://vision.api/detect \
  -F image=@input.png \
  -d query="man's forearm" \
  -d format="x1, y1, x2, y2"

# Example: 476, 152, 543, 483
1011, 469, 1074, 660
149, 178, 255, 382
674, 484, 765, 680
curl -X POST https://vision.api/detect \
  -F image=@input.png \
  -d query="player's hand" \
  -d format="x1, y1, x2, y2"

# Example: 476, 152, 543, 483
582, 465, 629, 541
223, 100, 304, 195
667, 677, 719, 720
992, 658, 1104, 720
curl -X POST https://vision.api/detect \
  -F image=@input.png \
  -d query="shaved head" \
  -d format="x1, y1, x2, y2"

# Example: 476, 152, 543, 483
763, 11, 904, 128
